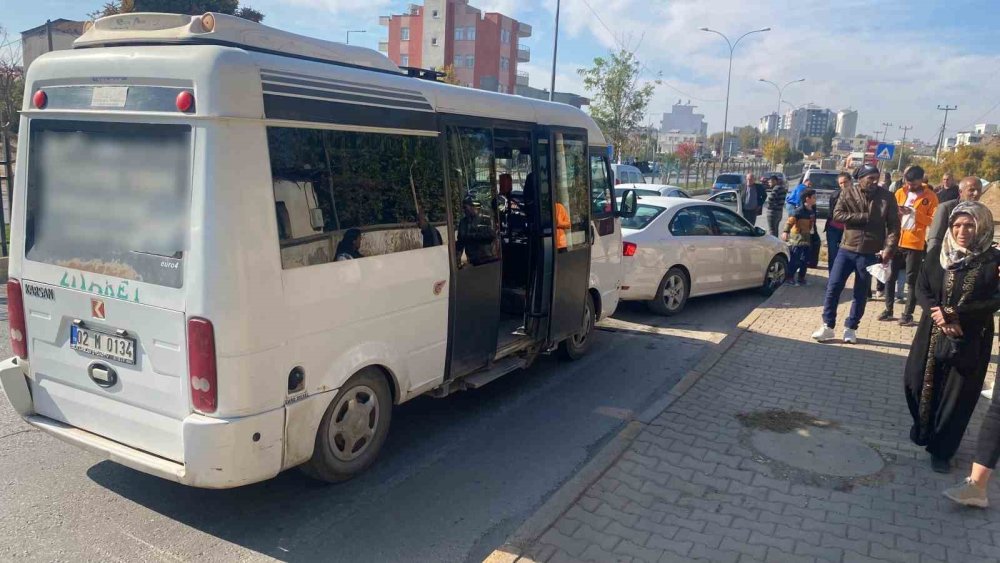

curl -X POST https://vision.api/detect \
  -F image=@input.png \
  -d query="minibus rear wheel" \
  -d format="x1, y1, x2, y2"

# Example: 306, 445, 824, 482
301, 367, 393, 483
559, 293, 596, 361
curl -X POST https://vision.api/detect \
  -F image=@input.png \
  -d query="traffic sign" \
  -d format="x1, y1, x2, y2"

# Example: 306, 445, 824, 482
876, 143, 895, 161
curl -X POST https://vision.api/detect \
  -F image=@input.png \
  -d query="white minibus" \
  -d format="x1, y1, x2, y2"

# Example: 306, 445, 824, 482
0, 13, 637, 488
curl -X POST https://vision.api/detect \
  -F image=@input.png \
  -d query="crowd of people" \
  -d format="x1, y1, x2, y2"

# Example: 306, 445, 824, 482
783, 163, 1000, 508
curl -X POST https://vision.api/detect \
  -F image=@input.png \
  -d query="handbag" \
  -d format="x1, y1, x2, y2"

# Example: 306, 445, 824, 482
933, 334, 963, 363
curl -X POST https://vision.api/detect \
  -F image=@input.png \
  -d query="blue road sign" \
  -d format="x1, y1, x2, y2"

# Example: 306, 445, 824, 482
875, 143, 895, 161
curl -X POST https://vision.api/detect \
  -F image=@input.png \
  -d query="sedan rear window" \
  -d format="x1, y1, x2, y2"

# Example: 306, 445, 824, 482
716, 174, 742, 184
621, 204, 664, 230
807, 173, 840, 190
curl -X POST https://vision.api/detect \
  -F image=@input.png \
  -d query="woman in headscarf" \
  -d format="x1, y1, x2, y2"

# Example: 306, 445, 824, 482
904, 201, 1000, 473
334, 228, 364, 261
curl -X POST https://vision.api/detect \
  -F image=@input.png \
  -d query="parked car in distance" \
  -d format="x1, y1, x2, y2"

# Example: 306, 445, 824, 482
620, 197, 788, 316
712, 172, 745, 194
617, 184, 690, 199
611, 163, 646, 185
801, 169, 841, 217
762, 171, 785, 190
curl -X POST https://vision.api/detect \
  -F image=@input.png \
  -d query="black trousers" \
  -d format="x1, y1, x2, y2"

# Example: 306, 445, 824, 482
885, 248, 924, 317
976, 389, 1000, 469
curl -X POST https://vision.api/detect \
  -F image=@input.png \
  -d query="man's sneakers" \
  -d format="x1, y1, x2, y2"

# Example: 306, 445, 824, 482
811, 325, 835, 341
812, 326, 857, 344
943, 478, 989, 508
877, 310, 894, 322
843, 328, 858, 344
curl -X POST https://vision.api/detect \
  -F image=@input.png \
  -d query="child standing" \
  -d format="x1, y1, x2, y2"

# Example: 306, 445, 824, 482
782, 189, 817, 286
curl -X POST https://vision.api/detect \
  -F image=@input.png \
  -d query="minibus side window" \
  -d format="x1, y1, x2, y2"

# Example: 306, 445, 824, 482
590, 153, 614, 218
266, 127, 446, 269
446, 126, 498, 269
552, 132, 590, 250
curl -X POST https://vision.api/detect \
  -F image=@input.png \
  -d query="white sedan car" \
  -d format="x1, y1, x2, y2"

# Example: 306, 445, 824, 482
621, 197, 789, 315
617, 183, 691, 199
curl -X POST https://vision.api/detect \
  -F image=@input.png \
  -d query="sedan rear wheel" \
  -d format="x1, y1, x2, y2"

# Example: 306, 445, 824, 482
648, 267, 689, 316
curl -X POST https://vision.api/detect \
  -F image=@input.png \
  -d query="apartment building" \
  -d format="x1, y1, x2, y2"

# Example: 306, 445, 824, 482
379, 0, 531, 94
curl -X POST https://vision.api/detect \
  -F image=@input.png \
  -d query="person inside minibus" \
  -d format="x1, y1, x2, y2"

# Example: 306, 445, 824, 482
334, 228, 364, 261
555, 202, 570, 251
417, 209, 442, 248
456, 196, 497, 266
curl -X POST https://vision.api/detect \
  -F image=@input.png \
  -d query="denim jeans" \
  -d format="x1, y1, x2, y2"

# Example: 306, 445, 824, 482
826, 228, 843, 271
788, 246, 809, 282
822, 249, 879, 330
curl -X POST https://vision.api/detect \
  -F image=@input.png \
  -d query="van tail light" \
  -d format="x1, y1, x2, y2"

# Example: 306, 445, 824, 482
615, 178, 622, 185
7, 279, 28, 360
187, 317, 217, 413
623, 242, 638, 257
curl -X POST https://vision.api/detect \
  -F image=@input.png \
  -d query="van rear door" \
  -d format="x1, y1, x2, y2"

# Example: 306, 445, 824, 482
19, 119, 193, 462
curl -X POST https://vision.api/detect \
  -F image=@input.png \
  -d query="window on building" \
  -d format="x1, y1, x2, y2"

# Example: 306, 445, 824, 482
431, 37, 438, 46
266, 127, 447, 270
467, 27, 476, 40
400, 54, 410, 66
455, 28, 464, 41
401, 27, 410, 41
466, 55, 475, 68
501, 29, 510, 44
432, 9, 439, 17
500, 56, 509, 71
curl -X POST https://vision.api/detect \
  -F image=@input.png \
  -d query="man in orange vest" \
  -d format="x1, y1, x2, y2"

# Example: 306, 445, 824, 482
878, 165, 937, 326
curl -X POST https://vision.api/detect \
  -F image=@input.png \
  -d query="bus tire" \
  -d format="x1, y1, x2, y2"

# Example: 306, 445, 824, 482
300, 367, 393, 483
559, 292, 596, 361
647, 267, 688, 316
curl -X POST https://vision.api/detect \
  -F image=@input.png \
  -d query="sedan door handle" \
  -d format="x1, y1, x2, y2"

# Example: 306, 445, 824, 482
686, 245, 697, 252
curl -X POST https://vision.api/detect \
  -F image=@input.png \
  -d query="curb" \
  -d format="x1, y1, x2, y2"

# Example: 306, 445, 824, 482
484, 286, 785, 562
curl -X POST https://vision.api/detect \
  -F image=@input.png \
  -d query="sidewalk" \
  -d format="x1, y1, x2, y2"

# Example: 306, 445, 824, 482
493, 270, 1000, 563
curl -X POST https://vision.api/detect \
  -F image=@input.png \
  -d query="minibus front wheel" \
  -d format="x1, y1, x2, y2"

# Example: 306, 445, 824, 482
301, 367, 393, 483
559, 293, 596, 361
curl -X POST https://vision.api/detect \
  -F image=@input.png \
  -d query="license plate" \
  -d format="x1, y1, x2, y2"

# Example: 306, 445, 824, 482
70, 325, 136, 365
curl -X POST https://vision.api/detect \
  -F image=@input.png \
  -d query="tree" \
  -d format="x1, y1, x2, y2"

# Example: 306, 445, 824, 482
0, 26, 23, 134
675, 141, 697, 165
763, 138, 793, 165
439, 65, 461, 85
821, 127, 835, 155
92, 0, 264, 22
578, 49, 659, 162
924, 142, 1000, 183
737, 126, 761, 152
707, 132, 724, 157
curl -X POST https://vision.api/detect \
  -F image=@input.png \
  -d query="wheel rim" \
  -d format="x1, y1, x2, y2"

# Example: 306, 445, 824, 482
662, 274, 685, 311
767, 259, 786, 287
571, 299, 594, 347
327, 385, 380, 462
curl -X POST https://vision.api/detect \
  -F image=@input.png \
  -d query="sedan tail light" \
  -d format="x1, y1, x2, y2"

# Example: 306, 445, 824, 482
623, 242, 638, 257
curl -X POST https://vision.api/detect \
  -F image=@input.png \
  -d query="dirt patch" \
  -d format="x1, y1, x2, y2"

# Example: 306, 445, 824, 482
736, 409, 837, 434
980, 183, 1000, 227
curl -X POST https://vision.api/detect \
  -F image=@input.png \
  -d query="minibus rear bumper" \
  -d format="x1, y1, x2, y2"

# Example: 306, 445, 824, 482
0, 356, 284, 488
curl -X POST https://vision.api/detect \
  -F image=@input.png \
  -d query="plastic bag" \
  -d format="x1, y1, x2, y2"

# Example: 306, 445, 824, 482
866, 262, 890, 284
901, 210, 916, 231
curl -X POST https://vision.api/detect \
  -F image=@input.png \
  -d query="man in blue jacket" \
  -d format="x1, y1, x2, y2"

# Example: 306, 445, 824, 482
785, 177, 812, 217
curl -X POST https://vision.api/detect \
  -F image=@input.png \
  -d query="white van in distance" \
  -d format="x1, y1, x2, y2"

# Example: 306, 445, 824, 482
0, 12, 637, 488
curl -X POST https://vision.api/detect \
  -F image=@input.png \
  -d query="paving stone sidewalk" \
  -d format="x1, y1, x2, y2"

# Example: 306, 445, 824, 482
509, 270, 1000, 563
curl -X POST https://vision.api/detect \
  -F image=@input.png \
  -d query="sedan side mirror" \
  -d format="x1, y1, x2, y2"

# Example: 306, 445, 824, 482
754, 226, 767, 237
617, 189, 638, 219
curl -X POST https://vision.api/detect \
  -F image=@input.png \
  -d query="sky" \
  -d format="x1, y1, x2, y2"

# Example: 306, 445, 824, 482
4, 0, 1000, 144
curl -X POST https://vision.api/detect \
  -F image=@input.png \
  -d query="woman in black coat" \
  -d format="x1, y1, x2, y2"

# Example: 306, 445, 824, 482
904, 201, 1000, 473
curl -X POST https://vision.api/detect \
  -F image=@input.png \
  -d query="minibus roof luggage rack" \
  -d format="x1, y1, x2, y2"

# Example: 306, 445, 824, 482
74, 12, 403, 75
400, 66, 446, 82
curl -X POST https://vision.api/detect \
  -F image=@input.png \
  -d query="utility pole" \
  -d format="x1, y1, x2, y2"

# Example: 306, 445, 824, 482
880, 122, 892, 142
896, 125, 912, 173
934, 105, 957, 163
549, 0, 561, 102
46, 20, 53, 52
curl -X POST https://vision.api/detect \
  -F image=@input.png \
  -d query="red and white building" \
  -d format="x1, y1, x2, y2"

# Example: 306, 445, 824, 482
379, 0, 531, 94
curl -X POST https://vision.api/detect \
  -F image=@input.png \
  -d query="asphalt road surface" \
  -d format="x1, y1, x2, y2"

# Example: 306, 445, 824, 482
0, 288, 763, 562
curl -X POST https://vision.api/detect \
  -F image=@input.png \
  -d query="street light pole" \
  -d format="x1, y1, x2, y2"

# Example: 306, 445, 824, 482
759, 77, 805, 140
700, 26, 771, 161
345, 29, 366, 45
550, 0, 561, 102
896, 125, 912, 173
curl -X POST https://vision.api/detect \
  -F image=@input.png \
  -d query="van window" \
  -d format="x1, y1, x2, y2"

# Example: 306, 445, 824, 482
553, 132, 590, 250
25, 120, 191, 288
590, 154, 614, 217
447, 126, 498, 268
267, 127, 446, 269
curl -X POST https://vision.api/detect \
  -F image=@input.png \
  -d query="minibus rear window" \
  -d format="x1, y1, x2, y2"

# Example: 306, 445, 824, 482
25, 120, 191, 288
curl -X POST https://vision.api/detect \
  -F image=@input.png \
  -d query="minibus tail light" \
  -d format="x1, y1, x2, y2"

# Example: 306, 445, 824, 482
7, 279, 28, 360
176, 91, 194, 113
623, 242, 638, 257
32, 90, 47, 109
187, 317, 217, 413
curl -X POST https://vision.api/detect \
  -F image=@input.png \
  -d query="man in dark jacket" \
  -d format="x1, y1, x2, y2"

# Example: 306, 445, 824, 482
812, 164, 900, 344
824, 172, 850, 270
936, 172, 960, 203
742, 173, 766, 225
927, 176, 983, 255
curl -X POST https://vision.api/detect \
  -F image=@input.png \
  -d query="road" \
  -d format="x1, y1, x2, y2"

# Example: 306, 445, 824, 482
0, 287, 764, 562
